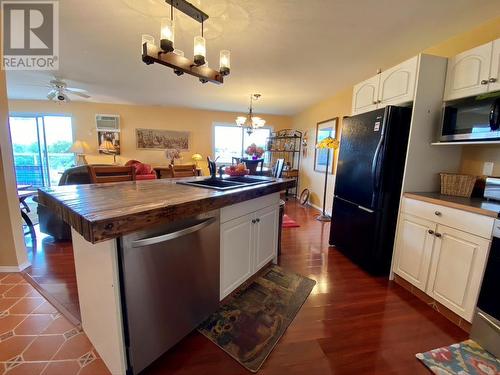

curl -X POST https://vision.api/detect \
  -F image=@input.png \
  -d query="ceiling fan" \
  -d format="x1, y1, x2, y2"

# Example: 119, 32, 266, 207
46, 79, 90, 102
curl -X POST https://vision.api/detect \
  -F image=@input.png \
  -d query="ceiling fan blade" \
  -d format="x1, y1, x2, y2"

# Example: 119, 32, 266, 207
66, 89, 90, 98
47, 90, 57, 100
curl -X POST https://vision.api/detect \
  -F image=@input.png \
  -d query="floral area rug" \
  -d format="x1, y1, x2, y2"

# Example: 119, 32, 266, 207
416, 339, 500, 375
198, 265, 316, 372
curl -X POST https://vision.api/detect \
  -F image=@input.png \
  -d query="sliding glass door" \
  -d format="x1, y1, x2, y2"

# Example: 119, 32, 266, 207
10, 115, 74, 187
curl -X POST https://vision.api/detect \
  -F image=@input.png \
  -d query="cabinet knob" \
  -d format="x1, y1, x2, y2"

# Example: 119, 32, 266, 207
481, 79, 489, 85
251, 219, 256, 224
373, 101, 378, 105
489, 77, 498, 83
428, 229, 434, 235
378, 100, 382, 104
256, 218, 260, 223
434, 211, 442, 216
435, 233, 442, 238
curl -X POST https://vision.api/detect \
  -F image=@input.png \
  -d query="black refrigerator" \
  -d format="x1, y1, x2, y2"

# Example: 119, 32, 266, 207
329, 106, 412, 275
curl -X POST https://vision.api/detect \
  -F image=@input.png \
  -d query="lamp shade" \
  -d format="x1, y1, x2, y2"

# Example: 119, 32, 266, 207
67, 140, 91, 154
192, 153, 203, 161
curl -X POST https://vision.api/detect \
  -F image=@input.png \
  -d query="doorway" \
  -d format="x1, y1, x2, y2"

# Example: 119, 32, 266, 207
9, 114, 74, 187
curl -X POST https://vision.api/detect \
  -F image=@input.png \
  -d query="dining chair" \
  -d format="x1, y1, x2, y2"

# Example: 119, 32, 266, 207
243, 159, 264, 175
273, 159, 285, 178
169, 164, 197, 178
88, 165, 136, 184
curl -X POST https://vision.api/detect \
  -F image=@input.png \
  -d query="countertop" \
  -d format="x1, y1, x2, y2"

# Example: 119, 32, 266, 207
404, 192, 500, 218
38, 176, 295, 244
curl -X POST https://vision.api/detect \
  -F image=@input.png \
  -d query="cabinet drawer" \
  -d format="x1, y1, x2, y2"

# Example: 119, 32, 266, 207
221, 192, 280, 223
401, 198, 494, 239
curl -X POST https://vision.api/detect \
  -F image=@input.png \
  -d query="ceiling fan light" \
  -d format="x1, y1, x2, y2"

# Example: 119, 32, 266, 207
193, 35, 206, 66
219, 50, 230, 76
160, 18, 175, 52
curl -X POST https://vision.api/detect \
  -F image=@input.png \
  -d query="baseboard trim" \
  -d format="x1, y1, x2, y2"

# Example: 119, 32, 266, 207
308, 203, 331, 216
0, 261, 31, 272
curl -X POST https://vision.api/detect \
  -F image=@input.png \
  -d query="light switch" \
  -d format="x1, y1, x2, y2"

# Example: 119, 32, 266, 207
483, 162, 494, 176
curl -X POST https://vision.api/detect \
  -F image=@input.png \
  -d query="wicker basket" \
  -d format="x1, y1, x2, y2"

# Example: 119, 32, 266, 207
440, 173, 477, 198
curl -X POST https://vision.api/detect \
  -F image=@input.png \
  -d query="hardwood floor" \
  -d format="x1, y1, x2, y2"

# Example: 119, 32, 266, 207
145, 199, 467, 374
25, 199, 467, 374
23, 227, 81, 323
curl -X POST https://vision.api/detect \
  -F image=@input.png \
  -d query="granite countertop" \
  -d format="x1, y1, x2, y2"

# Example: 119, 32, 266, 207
404, 192, 500, 218
38, 176, 295, 244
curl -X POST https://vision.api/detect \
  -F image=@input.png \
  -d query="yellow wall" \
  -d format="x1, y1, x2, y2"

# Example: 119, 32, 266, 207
0, 71, 29, 269
8, 101, 292, 174
292, 87, 352, 209
293, 16, 500, 210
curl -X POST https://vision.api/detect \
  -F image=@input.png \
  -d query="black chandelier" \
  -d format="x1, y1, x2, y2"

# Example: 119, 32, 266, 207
141, 0, 231, 85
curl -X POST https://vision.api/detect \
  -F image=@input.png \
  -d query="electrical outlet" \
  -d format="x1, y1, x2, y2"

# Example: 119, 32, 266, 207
483, 161, 494, 176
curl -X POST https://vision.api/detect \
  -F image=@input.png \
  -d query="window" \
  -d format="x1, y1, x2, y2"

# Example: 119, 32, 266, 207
213, 124, 271, 164
10, 114, 74, 187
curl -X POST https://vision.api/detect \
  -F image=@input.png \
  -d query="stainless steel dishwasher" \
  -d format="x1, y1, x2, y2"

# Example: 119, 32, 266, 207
118, 210, 220, 375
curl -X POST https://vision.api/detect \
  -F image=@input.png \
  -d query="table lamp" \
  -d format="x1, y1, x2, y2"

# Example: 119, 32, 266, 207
192, 153, 203, 167
99, 140, 118, 164
67, 140, 91, 166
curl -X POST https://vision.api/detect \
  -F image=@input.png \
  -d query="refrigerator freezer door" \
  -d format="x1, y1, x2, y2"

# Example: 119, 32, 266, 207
334, 108, 386, 209
329, 196, 379, 270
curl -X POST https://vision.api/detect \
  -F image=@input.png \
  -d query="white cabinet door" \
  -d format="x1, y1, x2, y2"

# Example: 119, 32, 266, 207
427, 225, 490, 322
220, 214, 254, 299
393, 214, 436, 291
444, 42, 492, 101
352, 75, 380, 115
253, 205, 279, 271
378, 56, 418, 106
488, 38, 500, 92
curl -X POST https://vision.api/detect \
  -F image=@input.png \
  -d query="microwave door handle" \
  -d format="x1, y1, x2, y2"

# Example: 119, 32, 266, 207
490, 99, 500, 131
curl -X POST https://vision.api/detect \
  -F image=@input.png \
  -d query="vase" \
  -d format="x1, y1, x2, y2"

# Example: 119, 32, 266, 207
252, 155, 258, 160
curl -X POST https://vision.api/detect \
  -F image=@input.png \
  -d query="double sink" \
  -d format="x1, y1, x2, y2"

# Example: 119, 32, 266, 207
177, 176, 273, 191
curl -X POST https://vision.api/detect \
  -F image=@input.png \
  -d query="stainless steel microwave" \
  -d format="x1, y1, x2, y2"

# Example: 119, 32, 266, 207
441, 94, 500, 142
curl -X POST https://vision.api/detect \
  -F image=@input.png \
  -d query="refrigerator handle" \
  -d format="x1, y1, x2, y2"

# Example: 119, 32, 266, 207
371, 137, 384, 192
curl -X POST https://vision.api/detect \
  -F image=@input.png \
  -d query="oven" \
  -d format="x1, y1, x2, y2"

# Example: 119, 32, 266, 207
470, 219, 500, 358
441, 94, 500, 142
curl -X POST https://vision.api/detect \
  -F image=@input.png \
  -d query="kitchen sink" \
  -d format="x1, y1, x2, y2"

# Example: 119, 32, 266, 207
177, 177, 272, 190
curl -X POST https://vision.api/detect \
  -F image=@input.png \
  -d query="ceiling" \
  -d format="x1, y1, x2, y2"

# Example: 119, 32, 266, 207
6, 0, 500, 115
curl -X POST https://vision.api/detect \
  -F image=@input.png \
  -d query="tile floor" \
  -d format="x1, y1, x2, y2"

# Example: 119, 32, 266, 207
0, 273, 110, 375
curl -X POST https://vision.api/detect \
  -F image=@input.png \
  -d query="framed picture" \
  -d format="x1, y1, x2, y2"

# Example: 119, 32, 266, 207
314, 117, 338, 173
136, 128, 189, 150
97, 131, 120, 155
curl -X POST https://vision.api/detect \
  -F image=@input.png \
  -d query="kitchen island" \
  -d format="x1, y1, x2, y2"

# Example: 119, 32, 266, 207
38, 176, 294, 375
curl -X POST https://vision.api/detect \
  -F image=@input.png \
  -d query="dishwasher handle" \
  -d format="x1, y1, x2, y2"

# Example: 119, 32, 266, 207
131, 217, 216, 248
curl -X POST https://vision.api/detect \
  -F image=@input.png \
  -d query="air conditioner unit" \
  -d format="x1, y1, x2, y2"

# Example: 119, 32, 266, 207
96, 114, 120, 132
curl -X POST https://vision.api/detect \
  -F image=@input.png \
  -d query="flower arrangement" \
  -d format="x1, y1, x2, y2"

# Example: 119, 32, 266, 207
165, 148, 181, 165
245, 143, 265, 158
316, 137, 339, 149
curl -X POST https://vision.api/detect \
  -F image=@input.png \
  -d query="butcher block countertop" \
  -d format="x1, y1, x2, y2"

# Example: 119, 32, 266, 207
404, 192, 500, 219
38, 176, 295, 244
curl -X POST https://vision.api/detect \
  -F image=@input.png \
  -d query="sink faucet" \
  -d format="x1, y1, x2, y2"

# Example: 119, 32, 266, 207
207, 156, 219, 179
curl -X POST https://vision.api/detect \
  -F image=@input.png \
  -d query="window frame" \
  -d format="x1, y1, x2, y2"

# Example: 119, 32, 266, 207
212, 122, 273, 165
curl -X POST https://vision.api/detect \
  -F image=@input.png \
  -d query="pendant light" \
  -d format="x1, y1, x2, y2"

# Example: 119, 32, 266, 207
142, 0, 231, 85
236, 94, 266, 135
160, 2, 175, 53
193, 22, 206, 66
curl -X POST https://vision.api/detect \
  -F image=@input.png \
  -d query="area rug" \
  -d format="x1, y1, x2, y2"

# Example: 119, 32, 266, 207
198, 265, 316, 372
282, 214, 300, 228
416, 339, 500, 375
